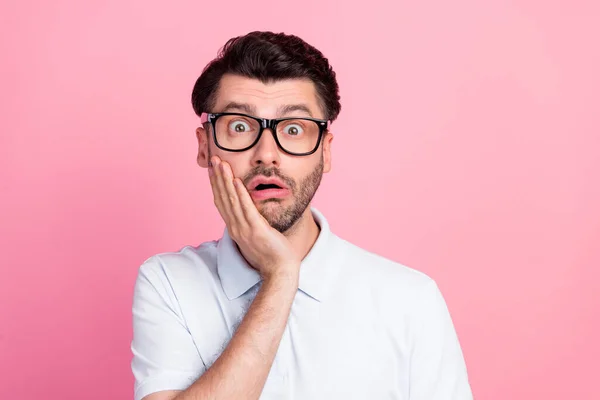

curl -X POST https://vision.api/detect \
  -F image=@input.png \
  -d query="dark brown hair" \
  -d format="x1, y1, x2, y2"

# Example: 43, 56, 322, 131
191, 31, 341, 121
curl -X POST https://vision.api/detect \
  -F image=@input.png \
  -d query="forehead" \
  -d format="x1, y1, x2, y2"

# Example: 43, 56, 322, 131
213, 74, 323, 119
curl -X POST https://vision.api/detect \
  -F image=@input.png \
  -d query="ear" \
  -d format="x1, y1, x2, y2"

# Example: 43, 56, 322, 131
196, 126, 209, 168
322, 131, 334, 173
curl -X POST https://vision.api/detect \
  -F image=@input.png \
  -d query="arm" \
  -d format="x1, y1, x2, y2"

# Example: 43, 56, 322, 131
141, 156, 302, 400
131, 259, 209, 400
171, 271, 297, 400
408, 280, 473, 400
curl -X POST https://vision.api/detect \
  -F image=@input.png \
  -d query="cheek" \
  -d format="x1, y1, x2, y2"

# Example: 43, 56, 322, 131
218, 154, 252, 179
286, 155, 321, 181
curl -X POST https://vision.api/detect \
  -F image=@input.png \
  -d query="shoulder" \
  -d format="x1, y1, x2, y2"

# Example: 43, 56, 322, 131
134, 241, 220, 300
332, 235, 440, 305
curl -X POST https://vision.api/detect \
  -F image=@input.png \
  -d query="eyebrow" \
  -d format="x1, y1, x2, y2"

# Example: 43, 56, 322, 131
276, 104, 314, 118
221, 102, 256, 114
219, 102, 315, 118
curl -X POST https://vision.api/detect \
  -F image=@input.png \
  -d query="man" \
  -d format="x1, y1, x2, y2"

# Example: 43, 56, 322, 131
131, 31, 473, 400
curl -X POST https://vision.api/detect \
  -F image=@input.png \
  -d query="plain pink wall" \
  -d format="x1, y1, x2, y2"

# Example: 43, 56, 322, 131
1, 1, 599, 398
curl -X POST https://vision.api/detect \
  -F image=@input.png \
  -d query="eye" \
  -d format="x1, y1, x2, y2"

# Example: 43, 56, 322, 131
283, 123, 304, 136
229, 120, 251, 133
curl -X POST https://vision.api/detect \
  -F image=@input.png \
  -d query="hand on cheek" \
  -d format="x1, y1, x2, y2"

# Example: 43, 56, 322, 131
208, 156, 301, 281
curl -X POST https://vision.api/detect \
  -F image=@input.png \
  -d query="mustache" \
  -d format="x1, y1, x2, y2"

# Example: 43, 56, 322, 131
242, 167, 296, 191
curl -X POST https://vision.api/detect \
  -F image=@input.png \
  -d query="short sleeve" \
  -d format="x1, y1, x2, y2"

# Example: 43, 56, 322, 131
131, 256, 206, 400
408, 280, 473, 400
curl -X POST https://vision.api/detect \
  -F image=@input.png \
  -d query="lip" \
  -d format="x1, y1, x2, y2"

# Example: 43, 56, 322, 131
249, 187, 291, 201
247, 176, 290, 201
248, 176, 288, 190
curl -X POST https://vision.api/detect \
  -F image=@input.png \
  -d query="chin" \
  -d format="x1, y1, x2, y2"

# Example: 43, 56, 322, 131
256, 198, 285, 209
257, 201, 292, 229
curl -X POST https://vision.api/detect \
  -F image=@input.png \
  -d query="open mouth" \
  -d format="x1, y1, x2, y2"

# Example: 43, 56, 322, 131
249, 179, 290, 200
254, 183, 283, 191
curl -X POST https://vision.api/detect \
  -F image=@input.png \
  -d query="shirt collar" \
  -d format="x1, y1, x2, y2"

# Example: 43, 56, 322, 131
216, 207, 338, 302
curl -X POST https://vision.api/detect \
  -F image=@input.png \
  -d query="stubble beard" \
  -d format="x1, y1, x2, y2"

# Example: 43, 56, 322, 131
245, 155, 324, 234
207, 147, 324, 234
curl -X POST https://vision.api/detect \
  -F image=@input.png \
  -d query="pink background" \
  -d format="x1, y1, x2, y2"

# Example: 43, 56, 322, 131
1, 1, 599, 399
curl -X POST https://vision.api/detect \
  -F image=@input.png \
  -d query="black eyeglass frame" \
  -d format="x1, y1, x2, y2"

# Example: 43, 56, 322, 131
200, 112, 330, 156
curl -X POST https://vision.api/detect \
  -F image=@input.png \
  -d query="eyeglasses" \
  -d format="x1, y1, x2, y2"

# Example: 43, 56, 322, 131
200, 112, 330, 156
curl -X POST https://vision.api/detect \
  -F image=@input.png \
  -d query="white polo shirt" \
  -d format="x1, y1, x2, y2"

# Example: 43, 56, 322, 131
131, 208, 472, 400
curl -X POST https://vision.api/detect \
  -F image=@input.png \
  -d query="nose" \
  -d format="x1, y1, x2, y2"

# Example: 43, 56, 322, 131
251, 128, 281, 167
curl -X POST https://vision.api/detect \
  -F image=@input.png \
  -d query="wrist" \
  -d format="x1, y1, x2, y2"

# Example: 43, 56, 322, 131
262, 267, 300, 291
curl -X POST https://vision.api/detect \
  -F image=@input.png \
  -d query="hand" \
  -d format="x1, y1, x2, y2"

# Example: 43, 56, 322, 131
208, 156, 301, 283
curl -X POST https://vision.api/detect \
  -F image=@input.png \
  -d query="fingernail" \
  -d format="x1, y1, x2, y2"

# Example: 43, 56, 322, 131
208, 166, 213, 176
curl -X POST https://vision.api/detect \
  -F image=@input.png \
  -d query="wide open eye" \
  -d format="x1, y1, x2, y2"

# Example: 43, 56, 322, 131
282, 123, 304, 136
228, 120, 252, 134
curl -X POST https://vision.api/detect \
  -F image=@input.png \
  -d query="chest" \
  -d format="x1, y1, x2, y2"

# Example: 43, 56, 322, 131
185, 289, 410, 399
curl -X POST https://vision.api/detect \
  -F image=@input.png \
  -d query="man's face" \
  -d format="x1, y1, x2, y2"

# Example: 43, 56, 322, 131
196, 74, 334, 233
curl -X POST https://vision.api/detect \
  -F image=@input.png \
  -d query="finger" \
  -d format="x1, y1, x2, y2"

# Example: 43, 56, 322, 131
233, 177, 268, 228
210, 156, 231, 225
215, 158, 235, 222
207, 156, 219, 199
207, 156, 221, 208
220, 161, 247, 230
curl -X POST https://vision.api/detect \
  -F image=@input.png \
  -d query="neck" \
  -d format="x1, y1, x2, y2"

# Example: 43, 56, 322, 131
283, 206, 321, 261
